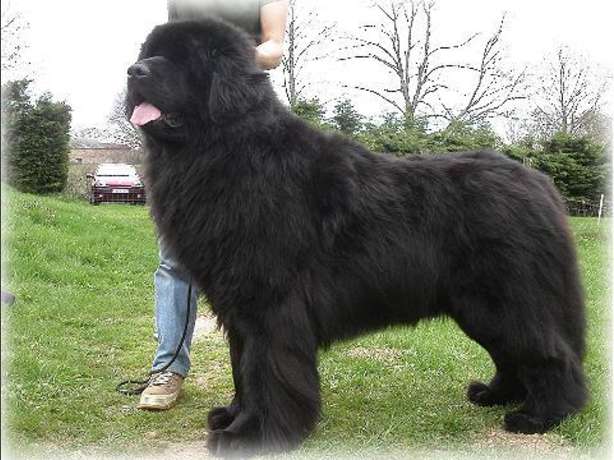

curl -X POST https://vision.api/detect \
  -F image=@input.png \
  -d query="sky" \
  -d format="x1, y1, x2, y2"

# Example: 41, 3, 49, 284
3, 0, 613, 132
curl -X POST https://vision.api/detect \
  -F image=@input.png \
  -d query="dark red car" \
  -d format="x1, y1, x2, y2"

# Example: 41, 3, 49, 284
87, 163, 146, 205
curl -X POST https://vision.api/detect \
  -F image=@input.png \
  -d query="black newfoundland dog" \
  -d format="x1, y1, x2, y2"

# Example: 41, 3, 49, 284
127, 19, 587, 456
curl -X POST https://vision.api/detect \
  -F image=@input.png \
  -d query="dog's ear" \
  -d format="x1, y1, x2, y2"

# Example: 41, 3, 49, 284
207, 65, 268, 122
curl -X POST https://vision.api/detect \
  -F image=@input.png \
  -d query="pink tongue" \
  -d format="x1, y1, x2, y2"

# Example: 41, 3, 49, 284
130, 102, 162, 126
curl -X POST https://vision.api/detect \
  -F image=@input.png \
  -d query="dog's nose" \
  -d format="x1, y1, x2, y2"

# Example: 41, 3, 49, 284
127, 62, 150, 78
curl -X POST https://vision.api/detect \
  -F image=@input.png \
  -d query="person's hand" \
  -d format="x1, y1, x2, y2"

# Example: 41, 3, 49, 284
257, 0, 287, 70
255, 40, 283, 70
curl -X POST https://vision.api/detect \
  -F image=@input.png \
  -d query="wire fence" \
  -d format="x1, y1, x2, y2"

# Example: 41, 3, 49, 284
565, 195, 610, 218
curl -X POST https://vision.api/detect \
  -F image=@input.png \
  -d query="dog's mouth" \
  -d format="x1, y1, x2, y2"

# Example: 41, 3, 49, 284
130, 101, 162, 127
130, 100, 184, 128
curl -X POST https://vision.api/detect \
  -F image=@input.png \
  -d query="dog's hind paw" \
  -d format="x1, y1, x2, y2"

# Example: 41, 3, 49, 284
504, 410, 556, 434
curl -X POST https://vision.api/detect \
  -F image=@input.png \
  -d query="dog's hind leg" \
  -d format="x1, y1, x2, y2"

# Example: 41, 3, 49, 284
452, 295, 587, 433
450, 297, 527, 408
504, 352, 587, 434
499, 237, 588, 433
207, 304, 320, 456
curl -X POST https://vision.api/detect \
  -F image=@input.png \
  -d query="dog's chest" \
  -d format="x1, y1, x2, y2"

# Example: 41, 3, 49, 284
146, 150, 276, 247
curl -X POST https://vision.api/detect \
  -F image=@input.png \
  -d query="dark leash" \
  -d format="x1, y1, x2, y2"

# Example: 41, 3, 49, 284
116, 279, 193, 395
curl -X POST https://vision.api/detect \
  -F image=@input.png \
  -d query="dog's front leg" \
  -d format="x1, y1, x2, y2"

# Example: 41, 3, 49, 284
207, 307, 320, 456
207, 329, 243, 431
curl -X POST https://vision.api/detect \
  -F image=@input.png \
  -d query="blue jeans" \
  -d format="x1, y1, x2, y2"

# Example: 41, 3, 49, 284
151, 239, 198, 377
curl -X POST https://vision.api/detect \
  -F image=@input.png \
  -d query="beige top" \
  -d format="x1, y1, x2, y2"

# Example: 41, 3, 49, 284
167, 0, 279, 43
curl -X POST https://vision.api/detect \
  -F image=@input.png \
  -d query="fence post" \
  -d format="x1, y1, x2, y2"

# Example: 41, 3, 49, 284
597, 194, 604, 224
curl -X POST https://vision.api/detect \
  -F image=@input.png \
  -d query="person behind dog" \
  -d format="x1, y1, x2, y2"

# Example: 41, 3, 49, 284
137, 0, 289, 411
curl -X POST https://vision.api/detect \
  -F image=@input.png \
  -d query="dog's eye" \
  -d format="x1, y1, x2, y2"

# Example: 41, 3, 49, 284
164, 114, 183, 128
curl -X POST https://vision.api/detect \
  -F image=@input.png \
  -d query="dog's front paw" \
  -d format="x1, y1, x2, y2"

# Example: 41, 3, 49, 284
207, 411, 262, 457
467, 381, 496, 406
207, 405, 239, 431
208, 429, 238, 457
208, 428, 259, 458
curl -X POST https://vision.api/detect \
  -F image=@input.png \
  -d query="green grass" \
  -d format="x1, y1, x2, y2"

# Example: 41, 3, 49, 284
2, 186, 610, 457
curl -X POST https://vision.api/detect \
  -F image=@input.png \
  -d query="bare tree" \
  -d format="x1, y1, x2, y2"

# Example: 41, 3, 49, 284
341, 1, 525, 125
504, 115, 535, 145
531, 46, 610, 137
1, 1, 30, 81
86, 89, 142, 149
444, 15, 526, 124
281, 0, 335, 107
71, 126, 108, 143
71, 91, 142, 149
105, 90, 142, 149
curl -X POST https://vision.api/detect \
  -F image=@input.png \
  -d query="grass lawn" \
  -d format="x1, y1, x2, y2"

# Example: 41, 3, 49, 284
1, 186, 610, 458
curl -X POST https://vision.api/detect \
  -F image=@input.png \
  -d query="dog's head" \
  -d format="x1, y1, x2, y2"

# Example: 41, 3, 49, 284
126, 19, 270, 142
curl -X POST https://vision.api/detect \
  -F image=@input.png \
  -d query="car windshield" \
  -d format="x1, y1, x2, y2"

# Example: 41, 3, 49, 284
96, 164, 138, 177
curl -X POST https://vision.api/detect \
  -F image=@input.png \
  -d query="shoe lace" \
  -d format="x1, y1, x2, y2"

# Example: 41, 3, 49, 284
150, 371, 176, 386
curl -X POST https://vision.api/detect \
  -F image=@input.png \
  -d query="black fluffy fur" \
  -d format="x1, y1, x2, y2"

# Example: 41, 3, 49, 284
127, 18, 587, 456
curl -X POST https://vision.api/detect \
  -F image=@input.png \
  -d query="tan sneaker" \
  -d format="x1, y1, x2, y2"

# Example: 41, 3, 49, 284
137, 371, 184, 410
